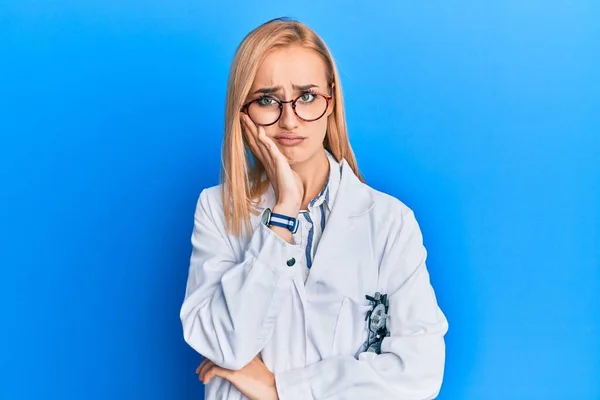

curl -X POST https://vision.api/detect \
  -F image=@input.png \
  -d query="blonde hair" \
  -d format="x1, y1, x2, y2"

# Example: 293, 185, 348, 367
221, 17, 363, 236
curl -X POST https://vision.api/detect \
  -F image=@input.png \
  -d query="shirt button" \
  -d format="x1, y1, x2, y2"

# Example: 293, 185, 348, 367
286, 257, 296, 267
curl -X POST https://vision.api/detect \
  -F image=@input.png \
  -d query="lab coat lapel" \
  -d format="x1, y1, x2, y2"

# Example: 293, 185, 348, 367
305, 159, 374, 286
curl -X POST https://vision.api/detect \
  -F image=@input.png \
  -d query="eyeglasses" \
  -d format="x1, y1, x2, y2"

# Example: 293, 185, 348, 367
241, 91, 333, 126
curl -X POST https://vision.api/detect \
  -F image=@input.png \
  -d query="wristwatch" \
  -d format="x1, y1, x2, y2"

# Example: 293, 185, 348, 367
262, 208, 299, 234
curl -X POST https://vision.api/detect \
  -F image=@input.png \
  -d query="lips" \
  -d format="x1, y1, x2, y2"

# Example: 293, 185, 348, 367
273, 133, 305, 146
275, 133, 304, 140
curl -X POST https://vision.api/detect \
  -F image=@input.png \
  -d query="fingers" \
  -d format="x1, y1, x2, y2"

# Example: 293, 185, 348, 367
240, 113, 259, 150
195, 359, 233, 385
203, 364, 221, 385
240, 113, 276, 170
256, 125, 285, 163
198, 359, 216, 384
197, 359, 212, 382
241, 114, 269, 164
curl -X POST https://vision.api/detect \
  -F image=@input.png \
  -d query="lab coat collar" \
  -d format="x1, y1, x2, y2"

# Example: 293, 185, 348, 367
335, 158, 373, 218
306, 150, 341, 213
301, 158, 374, 293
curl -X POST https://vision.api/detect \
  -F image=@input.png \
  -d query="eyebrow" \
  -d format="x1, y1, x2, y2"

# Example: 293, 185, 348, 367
252, 84, 319, 95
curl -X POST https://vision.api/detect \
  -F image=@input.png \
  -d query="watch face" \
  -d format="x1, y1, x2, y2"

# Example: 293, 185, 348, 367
261, 208, 272, 226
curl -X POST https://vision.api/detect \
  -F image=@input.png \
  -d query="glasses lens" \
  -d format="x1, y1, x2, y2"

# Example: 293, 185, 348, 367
247, 99, 280, 125
295, 93, 328, 121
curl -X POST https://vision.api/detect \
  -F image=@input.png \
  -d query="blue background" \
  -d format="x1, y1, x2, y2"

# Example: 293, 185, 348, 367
1, 1, 599, 399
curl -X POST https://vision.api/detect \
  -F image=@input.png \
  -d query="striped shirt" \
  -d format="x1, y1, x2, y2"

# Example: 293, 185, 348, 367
292, 150, 342, 284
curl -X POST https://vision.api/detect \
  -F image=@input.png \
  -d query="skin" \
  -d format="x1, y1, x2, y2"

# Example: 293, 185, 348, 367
197, 356, 278, 400
196, 44, 336, 399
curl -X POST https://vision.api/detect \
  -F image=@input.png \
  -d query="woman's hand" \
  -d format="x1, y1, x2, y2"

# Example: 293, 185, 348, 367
196, 356, 279, 400
241, 113, 304, 214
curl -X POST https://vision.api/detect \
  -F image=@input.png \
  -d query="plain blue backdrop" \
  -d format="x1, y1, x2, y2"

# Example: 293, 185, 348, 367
1, 1, 599, 399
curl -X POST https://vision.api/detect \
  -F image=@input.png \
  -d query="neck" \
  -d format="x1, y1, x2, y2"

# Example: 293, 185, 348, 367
291, 149, 330, 210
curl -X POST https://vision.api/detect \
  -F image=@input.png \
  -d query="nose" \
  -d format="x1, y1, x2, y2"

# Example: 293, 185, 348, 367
278, 101, 299, 130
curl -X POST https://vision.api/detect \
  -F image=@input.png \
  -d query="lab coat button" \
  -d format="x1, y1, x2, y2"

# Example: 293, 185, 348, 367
286, 257, 296, 267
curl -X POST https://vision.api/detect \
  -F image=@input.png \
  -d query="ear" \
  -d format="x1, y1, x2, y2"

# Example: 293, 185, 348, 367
325, 83, 335, 117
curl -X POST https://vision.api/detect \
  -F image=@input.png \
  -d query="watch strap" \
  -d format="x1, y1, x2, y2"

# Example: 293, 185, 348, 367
268, 211, 299, 234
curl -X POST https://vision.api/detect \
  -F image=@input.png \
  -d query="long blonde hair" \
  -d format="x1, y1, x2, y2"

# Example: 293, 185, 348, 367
221, 17, 363, 236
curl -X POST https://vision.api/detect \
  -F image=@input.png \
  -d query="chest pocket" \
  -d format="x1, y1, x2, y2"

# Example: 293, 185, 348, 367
331, 296, 372, 358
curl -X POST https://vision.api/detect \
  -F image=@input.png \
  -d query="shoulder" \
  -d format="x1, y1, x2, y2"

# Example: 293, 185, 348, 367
358, 182, 424, 253
198, 184, 223, 205
363, 183, 417, 226
338, 159, 419, 234
360, 183, 426, 266
195, 184, 225, 222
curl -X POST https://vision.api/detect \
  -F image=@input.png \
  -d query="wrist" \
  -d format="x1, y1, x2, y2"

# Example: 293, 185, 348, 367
263, 206, 299, 243
273, 203, 300, 218
268, 225, 293, 243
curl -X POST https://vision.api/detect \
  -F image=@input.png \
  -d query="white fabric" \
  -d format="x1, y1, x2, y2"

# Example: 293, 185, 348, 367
180, 155, 448, 400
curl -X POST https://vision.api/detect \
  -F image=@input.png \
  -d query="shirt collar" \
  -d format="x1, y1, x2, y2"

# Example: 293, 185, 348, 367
306, 149, 341, 212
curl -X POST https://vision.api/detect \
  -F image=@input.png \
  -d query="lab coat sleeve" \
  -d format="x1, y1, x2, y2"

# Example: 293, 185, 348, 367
275, 206, 448, 400
180, 189, 304, 371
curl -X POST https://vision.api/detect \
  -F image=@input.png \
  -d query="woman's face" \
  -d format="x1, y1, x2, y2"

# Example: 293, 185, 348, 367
244, 45, 333, 165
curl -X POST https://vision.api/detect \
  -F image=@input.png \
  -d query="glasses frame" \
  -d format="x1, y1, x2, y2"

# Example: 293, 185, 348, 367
241, 91, 333, 127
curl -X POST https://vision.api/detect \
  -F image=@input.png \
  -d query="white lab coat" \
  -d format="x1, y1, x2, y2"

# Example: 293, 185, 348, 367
180, 158, 448, 400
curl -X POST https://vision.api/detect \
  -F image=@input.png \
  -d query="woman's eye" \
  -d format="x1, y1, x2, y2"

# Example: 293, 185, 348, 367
257, 97, 277, 106
299, 93, 315, 103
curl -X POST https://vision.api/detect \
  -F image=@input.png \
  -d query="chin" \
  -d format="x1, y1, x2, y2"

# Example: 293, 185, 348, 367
278, 144, 318, 165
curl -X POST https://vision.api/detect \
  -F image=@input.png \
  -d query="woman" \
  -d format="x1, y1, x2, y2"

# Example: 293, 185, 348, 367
180, 17, 448, 400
